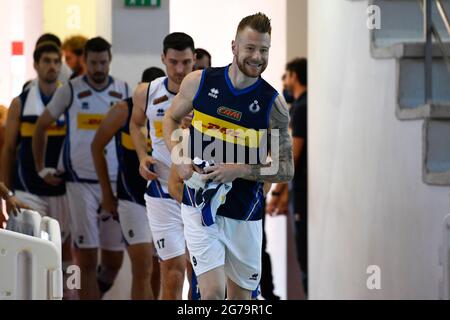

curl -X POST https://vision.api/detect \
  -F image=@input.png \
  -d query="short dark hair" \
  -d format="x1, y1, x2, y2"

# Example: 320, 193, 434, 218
237, 12, 272, 36
195, 48, 211, 65
84, 37, 112, 59
36, 33, 62, 47
33, 42, 62, 63
163, 32, 195, 55
141, 67, 166, 83
286, 58, 307, 86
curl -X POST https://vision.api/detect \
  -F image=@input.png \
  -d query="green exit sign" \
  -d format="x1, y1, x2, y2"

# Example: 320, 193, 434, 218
125, 0, 161, 7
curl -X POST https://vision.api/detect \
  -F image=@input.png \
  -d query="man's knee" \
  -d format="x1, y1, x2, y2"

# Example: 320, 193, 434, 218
200, 283, 226, 300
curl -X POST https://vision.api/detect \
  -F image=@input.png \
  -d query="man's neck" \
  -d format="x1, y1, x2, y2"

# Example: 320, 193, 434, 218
38, 80, 58, 97
167, 78, 180, 94
75, 65, 87, 77
228, 60, 259, 90
87, 76, 110, 91
293, 84, 307, 100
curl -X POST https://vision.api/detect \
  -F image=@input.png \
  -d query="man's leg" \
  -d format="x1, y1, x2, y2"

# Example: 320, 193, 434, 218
260, 204, 280, 300
118, 200, 155, 299
75, 248, 100, 300
226, 278, 252, 300
98, 249, 124, 297
66, 183, 102, 300
146, 196, 186, 300
127, 243, 155, 300
151, 255, 161, 299
197, 266, 226, 300
160, 254, 186, 300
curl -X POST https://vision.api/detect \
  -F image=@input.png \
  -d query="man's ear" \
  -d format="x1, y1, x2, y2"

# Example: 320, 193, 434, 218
33, 61, 38, 73
161, 53, 165, 65
231, 40, 237, 56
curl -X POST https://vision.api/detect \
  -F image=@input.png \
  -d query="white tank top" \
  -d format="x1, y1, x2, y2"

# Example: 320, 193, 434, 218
145, 77, 176, 191
63, 76, 129, 182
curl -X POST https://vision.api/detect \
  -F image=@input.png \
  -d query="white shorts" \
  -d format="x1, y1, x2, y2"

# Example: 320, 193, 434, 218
181, 204, 263, 291
66, 182, 125, 251
15, 191, 70, 243
144, 195, 185, 261
118, 200, 153, 246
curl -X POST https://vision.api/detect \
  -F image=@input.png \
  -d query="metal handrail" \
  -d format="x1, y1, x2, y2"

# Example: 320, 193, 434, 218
436, 0, 450, 36
420, 0, 450, 103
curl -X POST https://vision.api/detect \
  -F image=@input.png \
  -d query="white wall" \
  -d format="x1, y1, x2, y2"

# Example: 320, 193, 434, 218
0, 0, 43, 106
110, 0, 170, 91
309, 0, 450, 299
170, 0, 287, 93
287, 0, 307, 60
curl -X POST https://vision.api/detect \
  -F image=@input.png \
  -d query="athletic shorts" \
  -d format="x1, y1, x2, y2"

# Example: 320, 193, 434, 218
66, 182, 125, 251
181, 204, 262, 291
144, 195, 185, 261
15, 191, 70, 242
118, 199, 153, 246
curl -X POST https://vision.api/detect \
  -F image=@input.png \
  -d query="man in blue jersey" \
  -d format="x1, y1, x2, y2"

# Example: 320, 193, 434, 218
1, 42, 74, 298
163, 13, 294, 300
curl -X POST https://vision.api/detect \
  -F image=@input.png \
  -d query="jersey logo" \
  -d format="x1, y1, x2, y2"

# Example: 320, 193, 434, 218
217, 106, 242, 122
208, 88, 219, 99
109, 91, 123, 99
82, 102, 90, 110
78, 90, 92, 99
249, 100, 261, 113
157, 108, 165, 117
153, 95, 169, 105
249, 273, 259, 281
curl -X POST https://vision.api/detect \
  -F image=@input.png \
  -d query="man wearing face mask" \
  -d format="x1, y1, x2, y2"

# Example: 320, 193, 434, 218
33, 37, 130, 300
268, 57, 308, 295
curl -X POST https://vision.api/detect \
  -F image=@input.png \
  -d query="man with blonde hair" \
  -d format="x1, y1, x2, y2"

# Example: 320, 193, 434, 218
163, 13, 294, 300
62, 35, 88, 79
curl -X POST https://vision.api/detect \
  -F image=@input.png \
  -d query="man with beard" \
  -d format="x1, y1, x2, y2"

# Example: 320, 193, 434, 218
91, 67, 165, 300
1, 42, 74, 296
163, 13, 294, 300
33, 37, 129, 300
130, 32, 196, 300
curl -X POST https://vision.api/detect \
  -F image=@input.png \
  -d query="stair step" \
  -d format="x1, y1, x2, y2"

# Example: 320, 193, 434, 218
370, 0, 450, 59
396, 58, 450, 120
373, 42, 450, 59
423, 119, 450, 185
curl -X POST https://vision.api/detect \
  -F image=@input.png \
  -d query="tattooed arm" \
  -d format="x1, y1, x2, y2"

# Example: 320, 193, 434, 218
203, 95, 294, 183
243, 94, 294, 182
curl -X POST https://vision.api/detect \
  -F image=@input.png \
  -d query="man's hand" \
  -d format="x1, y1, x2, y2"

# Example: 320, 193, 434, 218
139, 156, 159, 181
174, 156, 195, 181
266, 185, 289, 216
38, 168, 63, 186
203, 163, 248, 184
101, 192, 118, 217
5, 196, 31, 216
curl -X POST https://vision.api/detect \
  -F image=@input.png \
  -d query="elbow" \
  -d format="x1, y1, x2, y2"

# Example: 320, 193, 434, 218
286, 165, 295, 182
278, 160, 295, 183
90, 138, 102, 158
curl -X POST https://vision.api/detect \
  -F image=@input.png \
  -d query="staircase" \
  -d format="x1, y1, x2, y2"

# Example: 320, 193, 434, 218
368, 0, 450, 185
361, 0, 450, 299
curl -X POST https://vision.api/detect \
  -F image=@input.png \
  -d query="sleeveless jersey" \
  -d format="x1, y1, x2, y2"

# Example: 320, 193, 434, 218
116, 98, 149, 205
144, 77, 176, 198
182, 65, 279, 221
14, 85, 66, 196
63, 75, 129, 183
